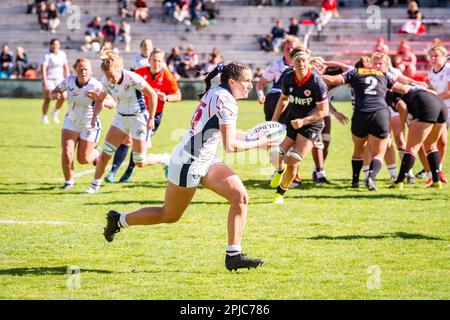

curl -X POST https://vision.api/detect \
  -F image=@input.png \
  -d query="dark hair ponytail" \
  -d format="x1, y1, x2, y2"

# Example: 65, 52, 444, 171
198, 64, 223, 99
198, 62, 250, 100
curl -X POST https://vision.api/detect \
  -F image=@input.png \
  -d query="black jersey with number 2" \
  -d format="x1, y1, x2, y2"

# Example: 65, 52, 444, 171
342, 68, 396, 112
281, 69, 328, 120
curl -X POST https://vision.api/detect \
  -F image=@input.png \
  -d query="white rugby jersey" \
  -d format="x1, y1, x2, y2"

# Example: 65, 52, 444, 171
428, 63, 450, 109
178, 85, 237, 167
262, 57, 291, 93
132, 54, 150, 70
102, 70, 148, 115
57, 76, 103, 121
40, 49, 68, 81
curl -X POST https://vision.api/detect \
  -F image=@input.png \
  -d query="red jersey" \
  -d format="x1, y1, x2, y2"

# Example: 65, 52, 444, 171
134, 67, 180, 113
322, 0, 336, 11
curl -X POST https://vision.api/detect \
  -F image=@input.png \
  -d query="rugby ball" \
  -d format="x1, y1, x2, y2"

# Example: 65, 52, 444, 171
245, 121, 287, 145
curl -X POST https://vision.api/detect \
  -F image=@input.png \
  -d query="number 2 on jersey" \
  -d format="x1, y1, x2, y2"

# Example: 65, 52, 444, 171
364, 76, 378, 95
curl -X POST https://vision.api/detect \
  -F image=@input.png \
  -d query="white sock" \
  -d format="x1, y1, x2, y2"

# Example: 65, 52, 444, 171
408, 169, 414, 177
52, 109, 59, 116
226, 245, 241, 256
439, 164, 443, 171
427, 172, 432, 179
119, 214, 129, 228
91, 178, 102, 189
362, 165, 370, 179
316, 170, 326, 179
65, 180, 74, 186
387, 164, 397, 179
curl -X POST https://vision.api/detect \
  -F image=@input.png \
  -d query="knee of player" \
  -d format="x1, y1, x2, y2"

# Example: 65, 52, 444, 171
231, 190, 249, 206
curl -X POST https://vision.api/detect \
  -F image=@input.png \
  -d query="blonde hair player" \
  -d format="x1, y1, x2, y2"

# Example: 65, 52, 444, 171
83, 49, 169, 194
103, 62, 271, 271
51, 58, 115, 190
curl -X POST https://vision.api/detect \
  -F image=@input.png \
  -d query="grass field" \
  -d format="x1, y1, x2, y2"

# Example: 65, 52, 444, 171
0, 98, 449, 300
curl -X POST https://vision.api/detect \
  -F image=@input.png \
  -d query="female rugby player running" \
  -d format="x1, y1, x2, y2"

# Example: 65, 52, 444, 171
103, 62, 270, 271
51, 58, 115, 190
269, 47, 330, 203
83, 50, 169, 194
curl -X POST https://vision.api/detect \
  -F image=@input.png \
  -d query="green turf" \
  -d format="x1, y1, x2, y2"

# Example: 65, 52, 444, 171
0, 98, 448, 300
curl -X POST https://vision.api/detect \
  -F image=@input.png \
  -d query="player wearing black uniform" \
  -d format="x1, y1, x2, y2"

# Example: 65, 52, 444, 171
323, 54, 410, 191
270, 47, 329, 204
388, 87, 447, 189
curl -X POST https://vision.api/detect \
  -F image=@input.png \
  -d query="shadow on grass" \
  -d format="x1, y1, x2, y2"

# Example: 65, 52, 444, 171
0, 266, 113, 276
0, 145, 56, 149
84, 200, 231, 206
0, 267, 208, 276
305, 232, 444, 241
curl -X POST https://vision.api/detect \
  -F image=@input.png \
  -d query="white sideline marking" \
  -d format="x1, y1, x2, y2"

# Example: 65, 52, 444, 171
0, 220, 96, 227
54, 165, 111, 181
0, 220, 69, 225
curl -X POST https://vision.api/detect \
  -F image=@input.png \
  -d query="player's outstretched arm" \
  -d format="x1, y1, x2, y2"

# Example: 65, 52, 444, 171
220, 124, 269, 153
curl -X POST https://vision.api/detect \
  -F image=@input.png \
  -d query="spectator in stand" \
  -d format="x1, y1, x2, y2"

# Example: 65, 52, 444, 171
132, 38, 153, 69
316, 0, 339, 32
259, 34, 274, 52
211, 47, 223, 64
37, 1, 49, 31
47, 2, 61, 34
393, 40, 417, 78
204, 0, 219, 23
134, 0, 149, 23
162, 0, 177, 21
174, 0, 191, 26
203, 52, 221, 74
0, 45, 14, 78
189, 0, 202, 22
271, 20, 285, 53
166, 46, 182, 80
254, 67, 264, 82
400, 1, 425, 35
118, 19, 132, 53
374, 36, 390, 54
177, 44, 202, 78
56, 0, 71, 16
102, 17, 118, 49
82, 16, 103, 52
15, 47, 35, 78
117, 0, 132, 18
286, 17, 299, 36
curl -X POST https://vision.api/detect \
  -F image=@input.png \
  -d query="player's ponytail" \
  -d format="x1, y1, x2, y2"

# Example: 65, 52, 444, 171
198, 62, 251, 100
198, 63, 224, 99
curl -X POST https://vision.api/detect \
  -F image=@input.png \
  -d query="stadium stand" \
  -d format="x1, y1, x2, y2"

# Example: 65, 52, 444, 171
0, 0, 449, 82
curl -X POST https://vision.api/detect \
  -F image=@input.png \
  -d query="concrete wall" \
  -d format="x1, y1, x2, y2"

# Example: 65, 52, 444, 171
0, 79, 353, 101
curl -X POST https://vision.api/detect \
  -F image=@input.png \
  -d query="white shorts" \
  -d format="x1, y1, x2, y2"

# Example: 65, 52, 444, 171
62, 116, 101, 143
46, 78, 63, 91
167, 145, 222, 188
111, 112, 151, 142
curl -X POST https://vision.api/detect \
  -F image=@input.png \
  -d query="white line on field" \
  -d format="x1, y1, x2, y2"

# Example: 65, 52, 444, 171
0, 220, 69, 225
53, 165, 111, 181
0, 220, 96, 226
